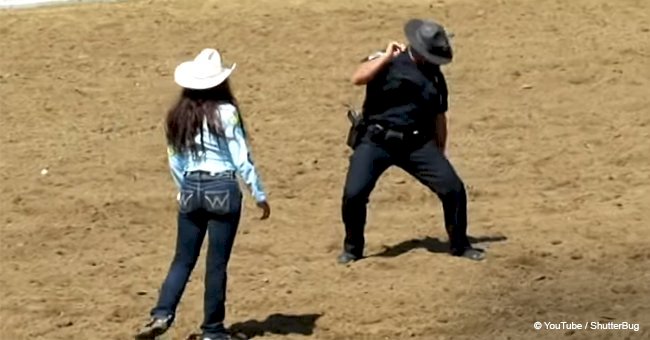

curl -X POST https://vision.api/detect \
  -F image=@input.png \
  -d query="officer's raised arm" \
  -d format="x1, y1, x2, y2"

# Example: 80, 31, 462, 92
350, 41, 405, 85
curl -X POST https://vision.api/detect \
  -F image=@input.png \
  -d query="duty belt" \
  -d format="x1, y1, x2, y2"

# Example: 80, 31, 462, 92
366, 124, 423, 142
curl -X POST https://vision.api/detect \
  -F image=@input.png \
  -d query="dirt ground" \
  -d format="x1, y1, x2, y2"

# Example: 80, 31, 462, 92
1, 0, 649, 339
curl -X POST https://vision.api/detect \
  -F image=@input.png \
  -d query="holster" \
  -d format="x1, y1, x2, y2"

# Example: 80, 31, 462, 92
346, 107, 365, 149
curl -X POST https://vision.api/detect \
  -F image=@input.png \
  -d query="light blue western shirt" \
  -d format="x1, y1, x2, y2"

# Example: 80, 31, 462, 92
167, 103, 267, 203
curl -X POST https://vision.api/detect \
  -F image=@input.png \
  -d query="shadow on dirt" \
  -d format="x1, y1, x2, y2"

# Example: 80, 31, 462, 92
370, 235, 508, 258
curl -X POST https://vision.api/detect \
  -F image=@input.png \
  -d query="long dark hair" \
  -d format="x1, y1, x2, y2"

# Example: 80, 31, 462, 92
165, 79, 247, 155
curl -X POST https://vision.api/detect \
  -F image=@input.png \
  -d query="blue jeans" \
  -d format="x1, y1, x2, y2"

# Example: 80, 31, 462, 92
151, 171, 242, 336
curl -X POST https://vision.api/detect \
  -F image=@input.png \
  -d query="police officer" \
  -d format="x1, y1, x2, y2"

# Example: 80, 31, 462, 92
338, 18, 485, 264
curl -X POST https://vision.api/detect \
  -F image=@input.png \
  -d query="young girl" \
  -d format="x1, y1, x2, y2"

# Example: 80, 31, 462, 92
135, 48, 271, 340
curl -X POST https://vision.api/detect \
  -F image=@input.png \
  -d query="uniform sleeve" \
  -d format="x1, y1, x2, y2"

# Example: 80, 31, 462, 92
436, 71, 449, 114
420, 67, 449, 115
167, 146, 187, 189
220, 106, 267, 203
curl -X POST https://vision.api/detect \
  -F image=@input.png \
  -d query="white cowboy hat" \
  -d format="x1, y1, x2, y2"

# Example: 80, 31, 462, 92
174, 48, 236, 90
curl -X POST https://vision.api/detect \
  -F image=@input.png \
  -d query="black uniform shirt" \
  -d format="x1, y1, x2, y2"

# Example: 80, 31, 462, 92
361, 50, 448, 134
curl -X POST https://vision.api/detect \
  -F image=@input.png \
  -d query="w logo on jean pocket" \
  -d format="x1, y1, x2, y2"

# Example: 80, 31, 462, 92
178, 190, 195, 213
204, 190, 230, 214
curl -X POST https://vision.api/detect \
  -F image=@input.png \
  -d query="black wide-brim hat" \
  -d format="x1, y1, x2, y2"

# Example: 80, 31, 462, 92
404, 19, 453, 65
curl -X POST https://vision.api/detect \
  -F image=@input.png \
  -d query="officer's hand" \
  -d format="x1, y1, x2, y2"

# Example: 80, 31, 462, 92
257, 201, 271, 220
385, 41, 405, 58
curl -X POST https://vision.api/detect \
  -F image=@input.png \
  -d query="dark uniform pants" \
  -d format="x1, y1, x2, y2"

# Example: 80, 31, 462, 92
341, 137, 471, 257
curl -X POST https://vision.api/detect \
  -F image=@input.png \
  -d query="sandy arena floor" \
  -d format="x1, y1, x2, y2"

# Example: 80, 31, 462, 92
1, 0, 649, 339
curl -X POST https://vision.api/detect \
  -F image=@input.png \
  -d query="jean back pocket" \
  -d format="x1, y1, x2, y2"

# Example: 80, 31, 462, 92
203, 190, 233, 215
178, 190, 199, 213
